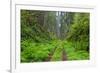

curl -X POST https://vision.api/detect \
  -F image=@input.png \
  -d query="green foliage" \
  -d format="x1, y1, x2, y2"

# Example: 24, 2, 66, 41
21, 10, 90, 62
51, 48, 62, 61
67, 13, 89, 51
21, 40, 59, 62
67, 51, 89, 60
63, 41, 89, 60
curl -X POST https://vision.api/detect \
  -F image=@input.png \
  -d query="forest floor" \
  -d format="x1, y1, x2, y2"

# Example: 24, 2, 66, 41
62, 48, 67, 61
48, 48, 67, 61
47, 46, 68, 61
47, 47, 57, 61
21, 40, 89, 62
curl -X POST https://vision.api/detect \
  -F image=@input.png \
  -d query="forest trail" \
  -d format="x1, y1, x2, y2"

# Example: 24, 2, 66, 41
62, 48, 67, 61
47, 47, 57, 61
47, 47, 68, 61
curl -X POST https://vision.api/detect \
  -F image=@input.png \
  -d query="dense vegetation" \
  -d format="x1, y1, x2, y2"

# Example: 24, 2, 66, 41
21, 10, 90, 62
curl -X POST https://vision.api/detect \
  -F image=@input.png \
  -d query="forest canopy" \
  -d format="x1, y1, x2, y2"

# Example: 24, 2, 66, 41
21, 10, 90, 62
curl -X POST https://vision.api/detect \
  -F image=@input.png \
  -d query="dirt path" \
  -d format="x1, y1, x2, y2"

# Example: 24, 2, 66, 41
47, 47, 57, 61
62, 48, 67, 61
46, 47, 67, 61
